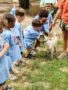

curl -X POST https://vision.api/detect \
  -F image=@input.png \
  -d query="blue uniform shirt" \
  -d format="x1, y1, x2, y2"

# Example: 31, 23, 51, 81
2, 28, 22, 63
10, 7, 16, 16
34, 13, 53, 32
13, 20, 24, 52
23, 25, 40, 50
0, 33, 10, 84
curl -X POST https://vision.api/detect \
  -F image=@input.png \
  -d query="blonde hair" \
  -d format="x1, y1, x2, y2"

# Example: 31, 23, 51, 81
13, 0, 19, 3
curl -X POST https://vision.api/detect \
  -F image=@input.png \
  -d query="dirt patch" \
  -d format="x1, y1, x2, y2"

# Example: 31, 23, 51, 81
59, 67, 68, 73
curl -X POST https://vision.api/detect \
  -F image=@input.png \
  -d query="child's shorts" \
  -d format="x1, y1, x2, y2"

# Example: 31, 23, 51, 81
61, 21, 68, 31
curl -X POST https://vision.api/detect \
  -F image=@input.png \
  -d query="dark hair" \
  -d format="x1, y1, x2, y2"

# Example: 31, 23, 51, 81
39, 9, 49, 18
0, 17, 4, 29
32, 19, 42, 27
3, 13, 15, 23
16, 8, 25, 16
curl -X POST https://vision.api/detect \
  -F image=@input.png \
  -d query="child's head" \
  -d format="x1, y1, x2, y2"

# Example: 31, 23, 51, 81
45, 3, 53, 12
13, 0, 19, 7
39, 9, 49, 24
3, 13, 15, 29
32, 19, 43, 31
16, 8, 25, 22
0, 17, 4, 33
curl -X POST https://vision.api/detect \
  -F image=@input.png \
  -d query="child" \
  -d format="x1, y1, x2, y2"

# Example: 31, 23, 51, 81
13, 8, 25, 53
35, 9, 52, 33
10, 0, 19, 16
44, 2, 58, 18
23, 19, 43, 58
3, 14, 22, 76
34, 9, 49, 49
0, 17, 10, 90
52, 0, 68, 59
39, 1, 58, 30
44, 4, 53, 31
40, 0, 57, 8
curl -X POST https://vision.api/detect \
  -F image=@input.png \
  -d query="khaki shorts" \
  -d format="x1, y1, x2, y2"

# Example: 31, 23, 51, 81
61, 21, 68, 31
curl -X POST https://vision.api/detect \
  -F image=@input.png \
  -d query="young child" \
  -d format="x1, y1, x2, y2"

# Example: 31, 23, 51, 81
23, 19, 43, 58
0, 17, 10, 90
34, 9, 49, 49
3, 14, 22, 76
44, 2, 58, 18
52, 0, 68, 59
35, 9, 52, 33
10, 0, 19, 16
40, 0, 57, 8
13, 8, 25, 53
39, 1, 58, 30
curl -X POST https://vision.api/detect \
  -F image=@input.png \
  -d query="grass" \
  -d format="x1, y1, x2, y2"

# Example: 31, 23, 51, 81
8, 39, 68, 90
8, 49, 68, 90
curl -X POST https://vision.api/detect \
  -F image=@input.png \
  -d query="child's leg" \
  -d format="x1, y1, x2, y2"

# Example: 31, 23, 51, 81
62, 31, 68, 53
34, 40, 40, 49
0, 86, 3, 90
0, 83, 5, 90
58, 27, 68, 59
23, 49, 31, 58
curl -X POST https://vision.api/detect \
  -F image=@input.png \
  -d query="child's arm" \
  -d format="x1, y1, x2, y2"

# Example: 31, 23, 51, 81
0, 43, 10, 58
15, 37, 22, 47
52, 9, 62, 26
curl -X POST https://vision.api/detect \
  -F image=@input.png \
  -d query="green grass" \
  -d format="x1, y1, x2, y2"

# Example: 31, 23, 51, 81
8, 50, 68, 90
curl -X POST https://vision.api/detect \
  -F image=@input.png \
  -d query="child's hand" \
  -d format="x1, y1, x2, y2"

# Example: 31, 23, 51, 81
19, 42, 22, 48
0, 53, 2, 58
52, 20, 56, 27
48, 32, 53, 38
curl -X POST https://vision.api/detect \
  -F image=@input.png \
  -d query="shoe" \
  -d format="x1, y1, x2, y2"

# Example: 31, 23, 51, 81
27, 54, 34, 59
15, 60, 23, 67
10, 74, 17, 81
58, 52, 67, 59
3, 85, 13, 90
11, 68, 20, 75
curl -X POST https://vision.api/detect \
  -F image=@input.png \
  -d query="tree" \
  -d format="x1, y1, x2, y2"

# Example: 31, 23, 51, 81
19, 0, 30, 9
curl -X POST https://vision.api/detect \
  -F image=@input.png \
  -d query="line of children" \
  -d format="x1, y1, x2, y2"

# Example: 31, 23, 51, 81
0, 1, 57, 90
0, 8, 25, 89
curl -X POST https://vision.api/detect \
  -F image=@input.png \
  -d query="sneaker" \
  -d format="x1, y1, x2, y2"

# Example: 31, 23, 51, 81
10, 74, 17, 81
15, 60, 23, 67
58, 52, 67, 59
3, 85, 13, 90
27, 54, 34, 59
11, 68, 20, 75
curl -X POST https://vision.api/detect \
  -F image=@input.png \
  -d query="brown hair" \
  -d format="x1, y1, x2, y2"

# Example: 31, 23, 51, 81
16, 7, 25, 16
32, 19, 42, 27
0, 17, 4, 29
39, 9, 49, 18
3, 13, 15, 23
